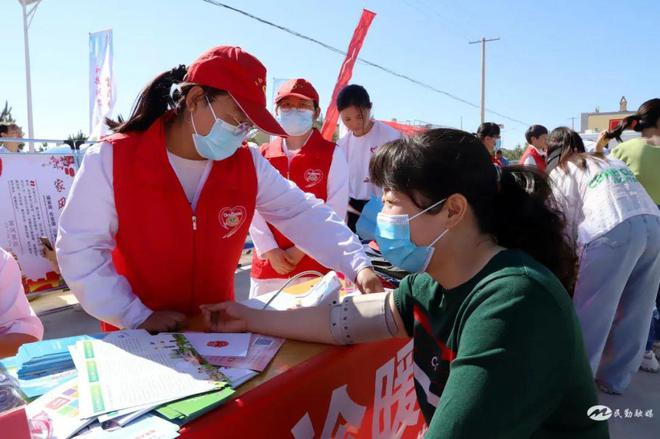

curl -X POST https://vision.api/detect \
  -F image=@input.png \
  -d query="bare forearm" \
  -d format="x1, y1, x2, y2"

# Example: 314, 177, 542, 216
244, 306, 338, 345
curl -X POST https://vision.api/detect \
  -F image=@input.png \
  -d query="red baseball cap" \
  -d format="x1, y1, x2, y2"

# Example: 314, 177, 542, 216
275, 78, 320, 106
185, 46, 287, 136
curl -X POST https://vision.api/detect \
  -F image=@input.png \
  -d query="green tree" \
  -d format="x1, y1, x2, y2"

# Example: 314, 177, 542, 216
64, 131, 88, 150
0, 101, 15, 123
501, 144, 525, 161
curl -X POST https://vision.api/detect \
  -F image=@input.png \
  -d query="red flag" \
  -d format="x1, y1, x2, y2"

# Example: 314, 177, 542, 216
321, 9, 376, 141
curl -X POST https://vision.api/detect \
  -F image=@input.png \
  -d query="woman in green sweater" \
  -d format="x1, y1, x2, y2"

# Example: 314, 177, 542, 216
606, 98, 660, 373
202, 129, 609, 438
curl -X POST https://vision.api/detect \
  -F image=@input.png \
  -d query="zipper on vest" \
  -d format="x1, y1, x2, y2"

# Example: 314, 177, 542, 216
192, 215, 197, 231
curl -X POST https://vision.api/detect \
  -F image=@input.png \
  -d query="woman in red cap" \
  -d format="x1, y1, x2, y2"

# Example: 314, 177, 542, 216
56, 46, 382, 332
249, 78, 349, 297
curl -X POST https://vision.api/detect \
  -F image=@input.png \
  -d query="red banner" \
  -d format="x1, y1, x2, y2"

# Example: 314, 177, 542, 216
321, 9, 376, 141
180, 339, 427, 438
382, 120, 429, 136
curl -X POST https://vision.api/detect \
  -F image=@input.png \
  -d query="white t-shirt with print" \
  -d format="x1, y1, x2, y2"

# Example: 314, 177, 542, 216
337, 120, 402, 200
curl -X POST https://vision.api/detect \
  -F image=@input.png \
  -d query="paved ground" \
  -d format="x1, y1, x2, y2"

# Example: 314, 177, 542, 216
36, 267, 659, 438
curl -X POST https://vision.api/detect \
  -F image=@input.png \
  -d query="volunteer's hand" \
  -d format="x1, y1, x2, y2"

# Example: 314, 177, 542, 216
200, 302, 251, 333
138, 311, 187, 332
285, 247, 305, 266
264, 248, 295, 275
355, 267, 384, 294
595, 130, 609, 153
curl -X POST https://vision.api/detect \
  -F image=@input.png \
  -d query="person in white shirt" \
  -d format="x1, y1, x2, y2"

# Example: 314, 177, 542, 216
335, 84, 401, 233
0, 247, 44, 358
56, 46, 383, 334
548, 127, 660, 394
0, 123, 24, 153
249, 78, 349, 297
519, 124, 548, 171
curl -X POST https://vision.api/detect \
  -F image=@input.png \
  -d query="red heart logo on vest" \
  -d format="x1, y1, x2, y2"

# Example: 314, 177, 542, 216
303, 169, 324, 188
219, 206, 247, 238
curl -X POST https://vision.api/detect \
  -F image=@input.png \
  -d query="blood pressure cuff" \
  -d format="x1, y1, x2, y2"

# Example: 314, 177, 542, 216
329, 292, 399, 345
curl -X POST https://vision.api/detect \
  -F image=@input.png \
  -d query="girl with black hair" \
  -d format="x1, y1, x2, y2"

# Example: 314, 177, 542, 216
202, 129, 608, 438
56, 46, 382, 333
336, 84, 401, 233
547, 126, 660, 392
604, 98, 660, 373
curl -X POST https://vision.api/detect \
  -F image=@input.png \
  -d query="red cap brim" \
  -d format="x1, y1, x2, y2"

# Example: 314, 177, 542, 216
275, 93, 315, 104
230, 93, 287, 137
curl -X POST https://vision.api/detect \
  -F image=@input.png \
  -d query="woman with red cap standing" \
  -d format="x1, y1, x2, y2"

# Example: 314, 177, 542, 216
56, 46, 382, 332
249, 78, 349, 297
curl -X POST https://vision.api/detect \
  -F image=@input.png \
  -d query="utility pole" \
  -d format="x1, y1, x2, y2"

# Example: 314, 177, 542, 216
568, 116, 578, 131
469, 37, 500, 124
18, 0, 42, 152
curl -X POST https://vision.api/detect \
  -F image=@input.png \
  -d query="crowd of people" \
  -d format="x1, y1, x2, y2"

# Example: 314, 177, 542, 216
2, 43, 659, 437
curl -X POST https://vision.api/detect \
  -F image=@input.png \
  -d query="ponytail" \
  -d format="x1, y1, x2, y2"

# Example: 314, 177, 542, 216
493, 165, 577, 292
106, 65, 188, 134
604, 114, 641, 142
605, 98, 660, 142
370, 128, 577, 294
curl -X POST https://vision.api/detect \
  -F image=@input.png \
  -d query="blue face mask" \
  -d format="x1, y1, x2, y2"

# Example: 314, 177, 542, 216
191, 97, 255, 161
277, 108, 314, 136
356, 195, 384, 241
495, 138, 502, 150
375, 199, 448, 273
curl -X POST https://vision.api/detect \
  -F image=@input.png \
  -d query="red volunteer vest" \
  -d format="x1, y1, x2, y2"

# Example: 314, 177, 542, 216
251, 129, 335, 279
519, 146, 546, 172
106, 114, 257, 330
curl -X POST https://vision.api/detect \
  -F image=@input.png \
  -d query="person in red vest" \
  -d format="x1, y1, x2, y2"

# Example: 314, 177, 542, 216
56, 46, 382, 333
476, 122, 503, 166
519, 124, 548, 171
249, 79, 349, 297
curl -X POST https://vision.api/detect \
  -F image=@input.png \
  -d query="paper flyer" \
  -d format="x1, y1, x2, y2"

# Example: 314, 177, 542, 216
76, 334, 230, 418
183, 332, 251, 357
206, 334, 285, 372
26, 379, 94, 439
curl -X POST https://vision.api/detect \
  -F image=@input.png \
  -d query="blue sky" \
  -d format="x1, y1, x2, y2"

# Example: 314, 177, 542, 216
1, 0, 658, 147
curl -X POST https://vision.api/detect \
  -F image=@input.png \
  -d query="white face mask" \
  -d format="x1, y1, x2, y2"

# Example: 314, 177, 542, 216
277, 108, 314, 136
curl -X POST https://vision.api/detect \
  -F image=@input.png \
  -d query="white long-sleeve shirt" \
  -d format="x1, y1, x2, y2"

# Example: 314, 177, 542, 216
56, 142, 370, 329
249, 142, 348, 258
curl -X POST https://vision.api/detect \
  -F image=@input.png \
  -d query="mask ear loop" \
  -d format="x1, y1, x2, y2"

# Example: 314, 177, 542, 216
409, 198, 447, 221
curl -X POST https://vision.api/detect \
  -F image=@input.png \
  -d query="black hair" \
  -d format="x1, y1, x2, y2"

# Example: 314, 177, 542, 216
476, 122, 500, 139
546, 127, 604, 174
336, 84, 372, 112
525, 124, 548, 144
605, 98, 660, 142
0, 122, 18, 135
106, 65, 227, 133
369, 128, 578, 294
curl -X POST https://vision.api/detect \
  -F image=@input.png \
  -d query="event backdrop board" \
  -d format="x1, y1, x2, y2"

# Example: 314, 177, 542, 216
0, 153, 77, 293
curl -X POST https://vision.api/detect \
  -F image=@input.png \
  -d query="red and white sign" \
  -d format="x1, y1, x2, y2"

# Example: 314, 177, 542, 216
180, 339, 427, 438
0, 154, 77, 293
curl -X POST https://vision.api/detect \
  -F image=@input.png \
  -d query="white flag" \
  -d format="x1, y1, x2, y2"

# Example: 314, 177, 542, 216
89, 29, 115, 139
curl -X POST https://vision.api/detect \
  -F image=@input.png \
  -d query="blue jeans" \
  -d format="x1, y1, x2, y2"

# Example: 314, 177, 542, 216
645, 205, 660, 352
573, 214, 660, 393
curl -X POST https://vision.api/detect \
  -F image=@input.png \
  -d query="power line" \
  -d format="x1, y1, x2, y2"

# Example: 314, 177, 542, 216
200, 0, 530, 127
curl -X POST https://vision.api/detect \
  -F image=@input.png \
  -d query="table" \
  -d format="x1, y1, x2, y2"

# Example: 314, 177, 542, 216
179, 284, 426, 438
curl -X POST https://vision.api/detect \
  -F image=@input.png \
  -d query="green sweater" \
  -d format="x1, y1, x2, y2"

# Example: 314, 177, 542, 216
611, 138, 660, 204
394, 250, 608, 438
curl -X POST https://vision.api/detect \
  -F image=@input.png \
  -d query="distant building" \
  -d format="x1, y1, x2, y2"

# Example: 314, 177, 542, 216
581, 96, 635, 133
